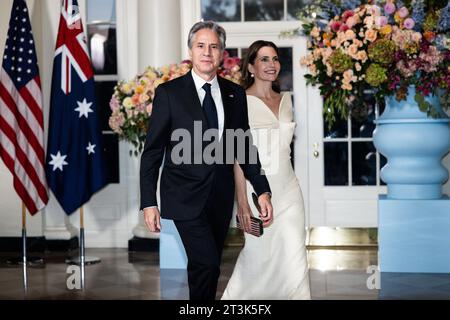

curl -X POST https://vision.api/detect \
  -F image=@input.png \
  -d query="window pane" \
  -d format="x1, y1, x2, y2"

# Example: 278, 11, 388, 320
324, 142, 348, 185
87, 0, 116, 23
102, 134, 119, 183
324, 116, 348, 139
278, 47, 293, 92
225, 48, 238, 57
351, 93, 377, 138
201, 0, 241, 22
351, 115, 375, 138
352, 142, 377, 186
245, 0, 284, 21
380, 154, 387, 185
287, 0, 311, 20
87, 24, 117, 75
377, 97, 386, 118
94, 81, 116, 131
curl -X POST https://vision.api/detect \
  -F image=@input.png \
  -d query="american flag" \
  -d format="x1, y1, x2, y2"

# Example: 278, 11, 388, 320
46, 0, 107, 215
0, 0, 48, 215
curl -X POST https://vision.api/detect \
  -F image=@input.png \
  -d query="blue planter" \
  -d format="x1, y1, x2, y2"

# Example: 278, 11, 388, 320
373, 86, 450, 199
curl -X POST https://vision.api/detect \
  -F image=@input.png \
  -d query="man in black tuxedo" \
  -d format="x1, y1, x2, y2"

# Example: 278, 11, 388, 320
140, 21, 273, 300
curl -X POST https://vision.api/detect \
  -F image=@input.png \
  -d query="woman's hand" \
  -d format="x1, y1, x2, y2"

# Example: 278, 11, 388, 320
237, 201, 254, 234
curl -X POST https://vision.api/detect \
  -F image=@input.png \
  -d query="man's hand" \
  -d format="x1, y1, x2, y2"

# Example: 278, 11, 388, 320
258, 193, 273, 227
143, 207, 161, 232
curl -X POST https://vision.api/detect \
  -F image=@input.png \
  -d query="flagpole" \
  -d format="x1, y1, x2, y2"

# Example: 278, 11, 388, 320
22, 202, 28, 294
6, 203, 43, 289
79, 206, 85, 289
66, 205, 101, 289
77, 205, 101, 265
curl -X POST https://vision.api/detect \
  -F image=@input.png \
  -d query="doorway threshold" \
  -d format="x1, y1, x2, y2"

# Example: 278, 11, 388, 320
307, 227, 378, 248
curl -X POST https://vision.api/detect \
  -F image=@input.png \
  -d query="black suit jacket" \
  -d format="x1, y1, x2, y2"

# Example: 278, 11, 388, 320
139, 71, 271, 221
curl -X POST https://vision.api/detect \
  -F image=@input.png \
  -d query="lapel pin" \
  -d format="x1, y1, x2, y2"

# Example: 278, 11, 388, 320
229, 94, 234, 98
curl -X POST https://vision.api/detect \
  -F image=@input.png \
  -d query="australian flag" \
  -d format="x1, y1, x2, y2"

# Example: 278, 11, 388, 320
46, 0, 107, 215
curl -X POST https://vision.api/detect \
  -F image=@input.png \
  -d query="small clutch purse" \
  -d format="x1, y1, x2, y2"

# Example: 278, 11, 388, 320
235, 193, 264, 237
236, 215, 263, 237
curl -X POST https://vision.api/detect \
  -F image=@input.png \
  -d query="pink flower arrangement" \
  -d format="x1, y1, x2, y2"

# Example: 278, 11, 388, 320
384, 2, 396, 15
300, 1, 449, 126
109, 56, 241, 155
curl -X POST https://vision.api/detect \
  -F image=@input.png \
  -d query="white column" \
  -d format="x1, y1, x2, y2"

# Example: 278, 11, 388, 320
131, 157, 160, 240
44, 194, 78, 240
137, 0, 181, 70
180, 0, 201, 59
131, 0, 182, 240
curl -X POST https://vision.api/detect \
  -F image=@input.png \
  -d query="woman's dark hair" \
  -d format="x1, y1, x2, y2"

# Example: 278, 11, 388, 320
240, 40, 281, 93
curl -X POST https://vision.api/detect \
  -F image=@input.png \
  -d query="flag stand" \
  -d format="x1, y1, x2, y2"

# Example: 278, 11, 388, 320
66, 206, 101, 289
5, 203, 44, 291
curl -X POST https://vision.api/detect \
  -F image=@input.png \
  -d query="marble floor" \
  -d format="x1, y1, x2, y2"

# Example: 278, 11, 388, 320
0, 228, 449, 300
0, 246, 377, 300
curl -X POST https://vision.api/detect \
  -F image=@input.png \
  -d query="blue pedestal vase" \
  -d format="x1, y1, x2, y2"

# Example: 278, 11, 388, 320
373, 86, 450, 199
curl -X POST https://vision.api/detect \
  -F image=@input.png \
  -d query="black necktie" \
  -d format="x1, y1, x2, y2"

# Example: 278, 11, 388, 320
202, 83, 218, 130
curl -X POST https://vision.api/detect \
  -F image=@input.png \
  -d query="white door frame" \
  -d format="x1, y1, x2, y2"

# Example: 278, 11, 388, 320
307, 82, 387, 227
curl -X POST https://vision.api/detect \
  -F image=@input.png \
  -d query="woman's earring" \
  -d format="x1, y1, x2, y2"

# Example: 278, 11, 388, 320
250, 73, 254, 78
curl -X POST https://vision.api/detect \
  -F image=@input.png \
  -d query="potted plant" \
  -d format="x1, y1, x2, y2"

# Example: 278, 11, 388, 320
108, 52, 242, 156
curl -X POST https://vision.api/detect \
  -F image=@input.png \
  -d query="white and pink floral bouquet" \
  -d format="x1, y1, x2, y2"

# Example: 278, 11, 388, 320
109, 54, 241, 155
219, 50, 242, 83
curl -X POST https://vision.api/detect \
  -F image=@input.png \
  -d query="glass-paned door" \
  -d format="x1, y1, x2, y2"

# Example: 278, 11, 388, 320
308, 88, 387, 227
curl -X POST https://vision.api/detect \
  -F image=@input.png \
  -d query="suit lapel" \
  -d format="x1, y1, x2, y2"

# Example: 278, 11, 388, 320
182, 72, 208, 125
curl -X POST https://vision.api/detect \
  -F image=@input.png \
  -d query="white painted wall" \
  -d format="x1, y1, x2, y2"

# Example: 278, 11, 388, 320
138, 0, 181, 69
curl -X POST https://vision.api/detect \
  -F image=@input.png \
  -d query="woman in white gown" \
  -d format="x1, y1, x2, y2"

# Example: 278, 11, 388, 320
222, 40, 310, 300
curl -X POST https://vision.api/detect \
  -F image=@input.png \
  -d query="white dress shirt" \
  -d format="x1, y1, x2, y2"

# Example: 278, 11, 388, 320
191, 69, 225, 140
